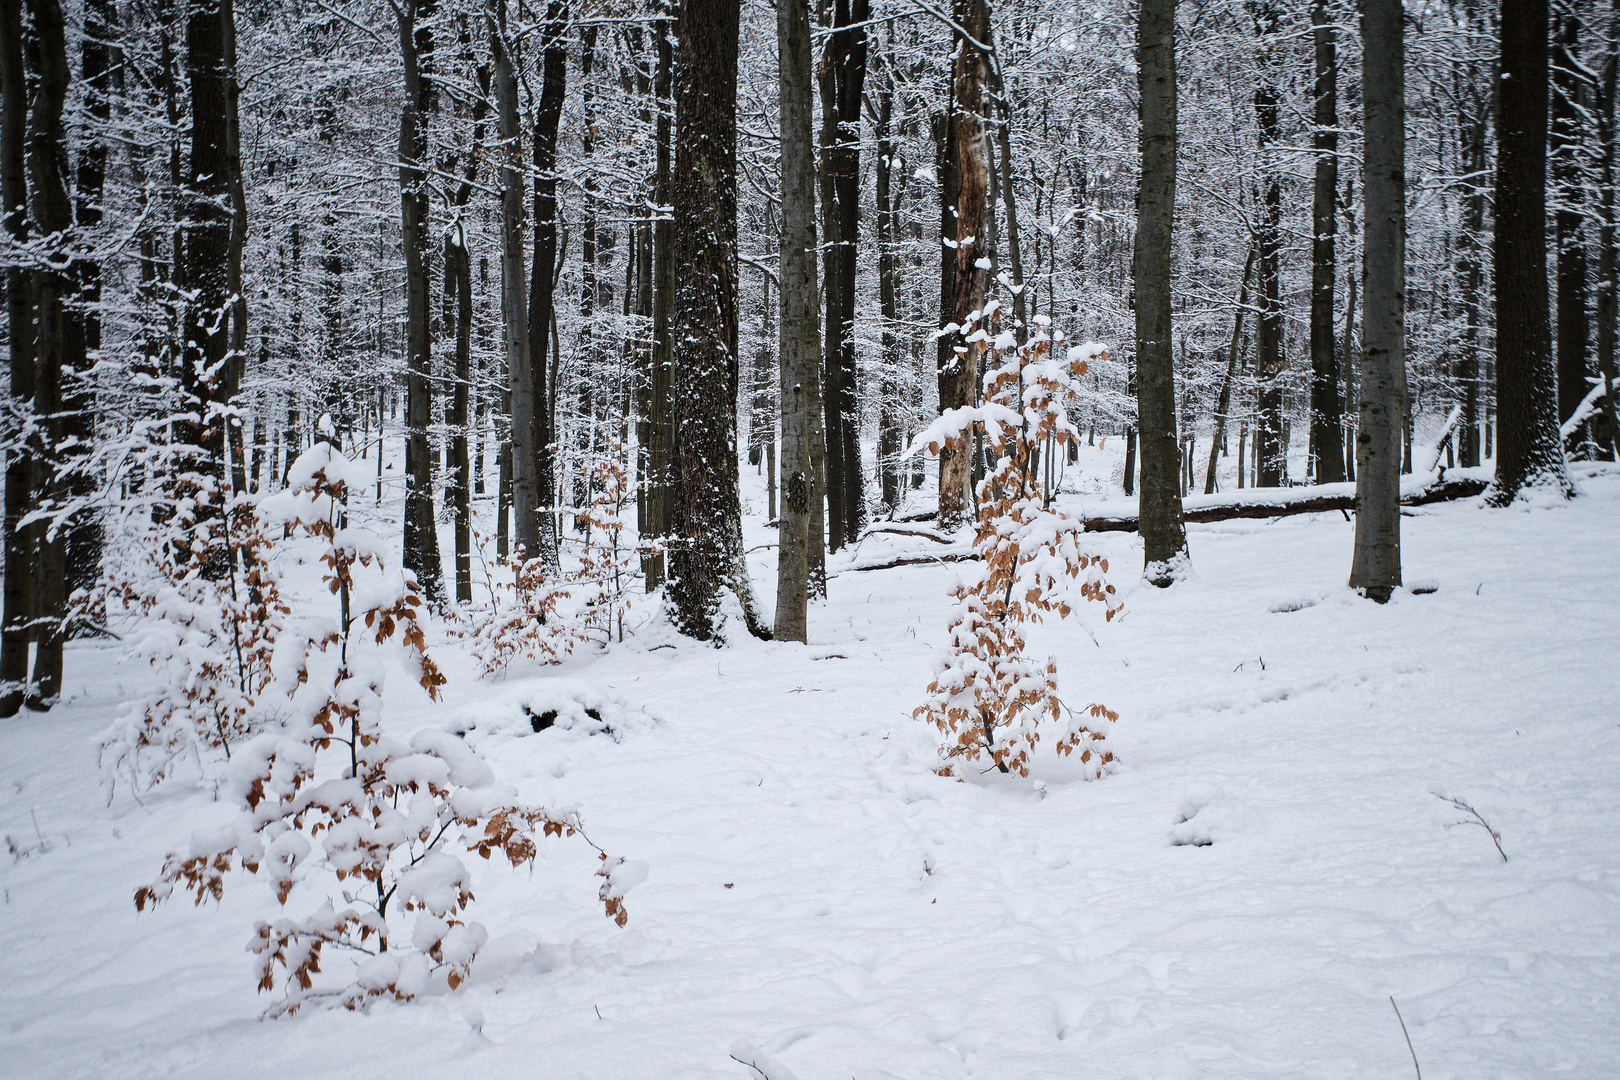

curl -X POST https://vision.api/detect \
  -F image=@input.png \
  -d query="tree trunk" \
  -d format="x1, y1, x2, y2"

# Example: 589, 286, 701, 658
1206, 243, 1256, 494
1552, 5, 1591, 440
447, 55, 488, 605
525, 0, 566, 567
875, 72, 903, 517
940, 0, 991, 532
774, 0, 824, 643
1457, 89, 1489, 468
1488, 0, 1574, 504
1596, 9, 1620, 459
667, 0, 764, 639
397, 0, 445, 602
1133, 0, 1188, 584
644, 0, 675, 589
1309, 0, 1345, 484
0, 0, 34, 716
491, 0, 529, 570
1253, 1, 1285, 487
1349, 0, 1405, 601
22, 0, 80, 705
817, 0, 869, 551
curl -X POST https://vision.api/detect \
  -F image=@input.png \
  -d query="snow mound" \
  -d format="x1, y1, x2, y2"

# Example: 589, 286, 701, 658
444, 678, 659, 745
1169, 783, 1255, 847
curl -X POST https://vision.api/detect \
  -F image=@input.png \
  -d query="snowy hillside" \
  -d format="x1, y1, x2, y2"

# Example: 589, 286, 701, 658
3, 458, 1618, 1080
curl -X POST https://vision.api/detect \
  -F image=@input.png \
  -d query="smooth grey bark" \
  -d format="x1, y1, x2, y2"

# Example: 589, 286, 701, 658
1349, 0, 1406, 601
1132, 0, 1187, 584
1309, 0, 1344, 484
774, 0, 823, 643
1487, 0, 1574, 504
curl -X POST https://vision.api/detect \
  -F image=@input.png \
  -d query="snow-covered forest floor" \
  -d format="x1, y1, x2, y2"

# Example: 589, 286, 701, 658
4, 443, 1619, 1080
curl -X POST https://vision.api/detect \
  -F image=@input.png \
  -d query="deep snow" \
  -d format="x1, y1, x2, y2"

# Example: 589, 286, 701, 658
3, 445, 1618, 1080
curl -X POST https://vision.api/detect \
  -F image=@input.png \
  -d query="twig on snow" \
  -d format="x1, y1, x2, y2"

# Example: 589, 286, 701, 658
1434, 793, 1507, 861
1390, 996, 1421, 1080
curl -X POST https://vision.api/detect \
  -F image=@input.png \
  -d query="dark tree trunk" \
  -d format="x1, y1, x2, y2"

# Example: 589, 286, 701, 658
491, 0, 528, 569
1253, 1, 1286, 488
397, 0, 445, 601
875, 71, 903, 517
446, 52, 488, 605
1456, 76, 1489, 468
1350, 0, 1407, 600
1309, 0, 1345, 484
0, 0, 33, 715
1206, 243, 1256, 494
22, 0, 80, 705
1596, 9, 1620, 458
774, 0, 824, 642
222, 0, 247, 502
525, 0, 566, 567
643, 0, 675, 589
666, 0, 764, 639
817, 0, 869, 551
1133, 0, 1188, 584
1488, 0, 1574, 503
1552, 5, 1591, 439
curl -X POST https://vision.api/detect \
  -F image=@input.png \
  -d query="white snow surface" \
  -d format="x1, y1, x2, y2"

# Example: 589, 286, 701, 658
4, 457, 1620, 1079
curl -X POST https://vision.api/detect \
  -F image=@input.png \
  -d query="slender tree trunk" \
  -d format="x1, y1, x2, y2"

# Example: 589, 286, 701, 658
774, 0, 824, 642
397, 0, 445, 601
1309, 0, 1345, 483
525, 0, 565, 566
644, 0, 675, 589
0, 0, 34, 715
1206, 243, 1257, 494
1488, 0, 1574, 503
448, 57, 488, 605
1133, 0, 1188, 584
875, 72, 903, 517
1457, 98, 1488, 467
1552, 4, 1590, 439
491, 0, 529, 568
940, 0, 991, 532
667, 0, 765, 639
1596, 10, 1620, 458
816, 0, 868, 551
22, 0, 80, 704
1349, 0, 1405, 600
1253, 3, 1286, 488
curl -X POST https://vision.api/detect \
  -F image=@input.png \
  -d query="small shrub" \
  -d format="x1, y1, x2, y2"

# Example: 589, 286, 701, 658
134, 444, 636, 1014
910, 308, 1121, 779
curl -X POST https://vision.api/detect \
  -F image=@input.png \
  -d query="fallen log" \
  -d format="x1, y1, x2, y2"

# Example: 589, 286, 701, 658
1080, 474, 1489, 533
839, 551, 975, 574
858, 524, 956, 545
